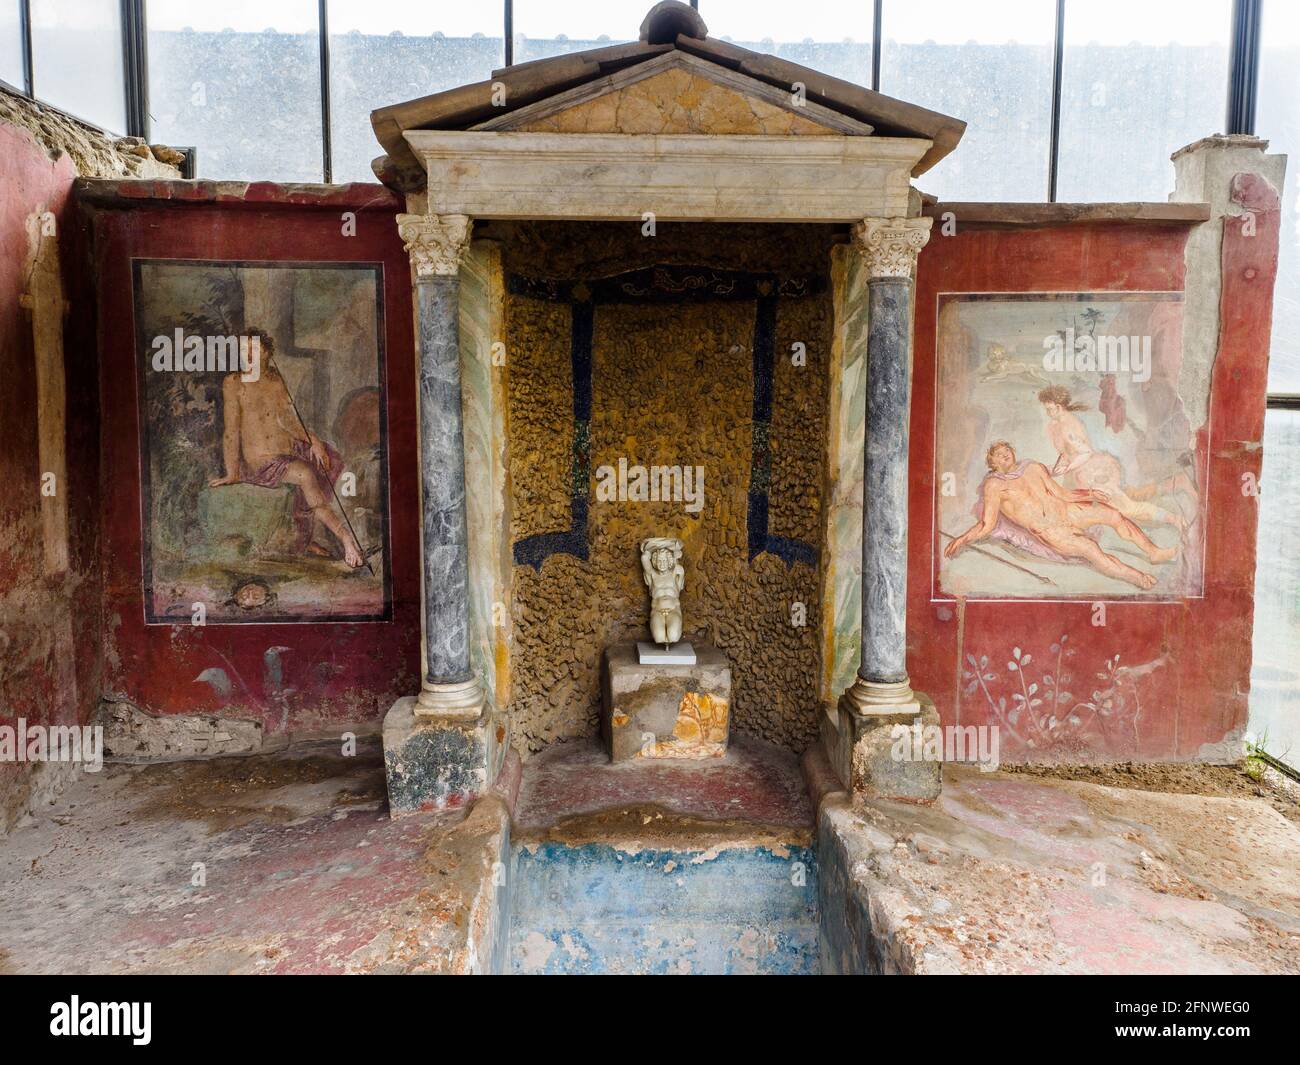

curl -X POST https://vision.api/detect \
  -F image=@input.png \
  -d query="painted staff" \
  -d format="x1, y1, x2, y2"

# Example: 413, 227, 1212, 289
276, 361, 376, 578
939, 529, 1055, 586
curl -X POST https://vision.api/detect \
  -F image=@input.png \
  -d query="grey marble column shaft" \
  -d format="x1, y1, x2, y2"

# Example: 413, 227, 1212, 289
417, 275, 473, 687
859, 277, 914, 686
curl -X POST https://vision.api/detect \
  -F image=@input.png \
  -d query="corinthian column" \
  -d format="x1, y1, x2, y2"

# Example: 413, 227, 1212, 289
841, 216, 931, 712
395, 212, 483, 716
384, 210, 503, 816
830, 215, 940, 802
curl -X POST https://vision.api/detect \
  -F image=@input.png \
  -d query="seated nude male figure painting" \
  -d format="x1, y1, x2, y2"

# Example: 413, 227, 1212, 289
208, 329, 366, 568
944, 441, 1177, 591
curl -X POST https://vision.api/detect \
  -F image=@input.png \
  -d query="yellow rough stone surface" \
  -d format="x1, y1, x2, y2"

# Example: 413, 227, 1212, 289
497, 223, 831, 758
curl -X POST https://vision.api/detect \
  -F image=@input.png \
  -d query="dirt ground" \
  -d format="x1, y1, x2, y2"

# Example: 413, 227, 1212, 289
1003, 760, 1300, 826
126, 741, 388, 831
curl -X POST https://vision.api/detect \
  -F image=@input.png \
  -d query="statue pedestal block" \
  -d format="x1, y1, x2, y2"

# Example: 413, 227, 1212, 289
601, 642, 730, 762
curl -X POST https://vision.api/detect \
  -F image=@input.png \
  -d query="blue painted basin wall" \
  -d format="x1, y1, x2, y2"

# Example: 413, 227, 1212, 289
507, 842, 820, 974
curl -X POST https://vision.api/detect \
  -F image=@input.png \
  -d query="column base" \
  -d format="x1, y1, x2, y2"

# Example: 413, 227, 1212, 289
838, 675, 918, 715
415, 677, 485, 717
383, 694, 506, 818
822, 689, 941, 803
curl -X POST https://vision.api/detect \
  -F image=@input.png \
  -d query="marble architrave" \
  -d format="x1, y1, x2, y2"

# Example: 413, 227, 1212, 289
404, 131, 928, 224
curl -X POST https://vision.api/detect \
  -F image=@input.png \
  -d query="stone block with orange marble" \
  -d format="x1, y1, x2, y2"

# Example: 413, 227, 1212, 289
601, 642, 731, 762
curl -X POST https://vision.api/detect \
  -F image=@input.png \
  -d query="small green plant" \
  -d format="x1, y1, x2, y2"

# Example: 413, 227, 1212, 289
1244, 731, 1300, 784
1244, 752, 1265, 780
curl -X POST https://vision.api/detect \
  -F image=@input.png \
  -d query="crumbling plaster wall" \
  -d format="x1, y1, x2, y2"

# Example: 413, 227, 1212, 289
1172, 135, 1287, 430
0, 89, 181, 831
0, 90, 181, 182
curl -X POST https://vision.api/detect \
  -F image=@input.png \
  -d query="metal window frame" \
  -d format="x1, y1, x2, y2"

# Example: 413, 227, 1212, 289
1047, 0, 1065, 201
319, 0, 333, 183
505, 0, 514, 68
1227, 0, 1262, 134
871, 0, 882, 90
5, 0, 137, 138
0, 2, 1279, 192
121, 0, 148, 140
871, 0, 1260, 203
1047, 0, 1259, 200
20, 0, 32, 95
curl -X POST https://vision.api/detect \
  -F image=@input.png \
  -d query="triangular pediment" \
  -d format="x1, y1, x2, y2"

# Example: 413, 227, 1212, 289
471, 52, 873, 137
370, 1, 966, 190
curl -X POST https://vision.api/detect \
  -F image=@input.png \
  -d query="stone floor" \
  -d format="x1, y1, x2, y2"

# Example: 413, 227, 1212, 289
818, 761, 1300, 974
514, 732, 812, 836
0, 739, 508, 974
1, 735, 1298, 974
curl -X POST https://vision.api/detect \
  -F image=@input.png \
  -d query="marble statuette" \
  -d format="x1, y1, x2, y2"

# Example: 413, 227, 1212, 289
641, 536, 684, 648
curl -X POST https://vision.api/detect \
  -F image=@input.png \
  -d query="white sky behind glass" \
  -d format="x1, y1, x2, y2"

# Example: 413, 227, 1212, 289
1, 1, 22, 87
883, 0, 1053, 45
29, 0, 126, 131
145, 1, 502, 37
1258, 0, 1300, 394
702, 0, 870, 42
25, 0, 102, 30
1062, 0, 1229, 45
145, 1, 320, 34
1261, 0, 1300, 46
512, 0, 645, 39
1055, 0, 1230, 202
327, 1, 499, 37
138, 0, 1242, 44
880, 0, 1229, 45
878, 1, 1055, 201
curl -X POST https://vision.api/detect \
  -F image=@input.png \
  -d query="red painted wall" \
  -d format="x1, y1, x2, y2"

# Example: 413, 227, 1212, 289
83, 186, 1277, 760
89, 185, 420, 733
908, 209, 1277, 761
0, 121, 102, 812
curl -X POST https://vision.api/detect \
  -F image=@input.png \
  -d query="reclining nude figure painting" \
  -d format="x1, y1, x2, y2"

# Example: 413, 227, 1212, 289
944, 440, 1177, 590
935, 292, 1204, 600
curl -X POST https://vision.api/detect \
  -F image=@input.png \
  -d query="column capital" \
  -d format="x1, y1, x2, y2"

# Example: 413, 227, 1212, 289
397, 213, 473, 278
850, 216, 933, 280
